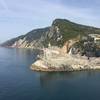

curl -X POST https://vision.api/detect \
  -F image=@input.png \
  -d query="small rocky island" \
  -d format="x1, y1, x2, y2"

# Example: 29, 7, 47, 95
1, 19, 100, 71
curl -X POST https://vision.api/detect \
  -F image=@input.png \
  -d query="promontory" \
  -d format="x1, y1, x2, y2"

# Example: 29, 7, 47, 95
1, 19, 100, 71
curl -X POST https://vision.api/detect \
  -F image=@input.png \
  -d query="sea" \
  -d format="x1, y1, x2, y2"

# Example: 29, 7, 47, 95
0, 47, 100, 100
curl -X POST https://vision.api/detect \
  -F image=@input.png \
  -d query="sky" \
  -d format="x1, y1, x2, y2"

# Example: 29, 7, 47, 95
0, 0, 100, 42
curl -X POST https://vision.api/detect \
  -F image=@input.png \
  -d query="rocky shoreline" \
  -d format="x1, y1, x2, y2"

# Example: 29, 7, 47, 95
31, 54, 100, 72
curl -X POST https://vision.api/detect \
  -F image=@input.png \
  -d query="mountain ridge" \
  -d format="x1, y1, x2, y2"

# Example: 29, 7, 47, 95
1, 18, 100, 48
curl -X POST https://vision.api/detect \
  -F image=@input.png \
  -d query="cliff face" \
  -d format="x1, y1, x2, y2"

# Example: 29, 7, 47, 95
1, 19, 100, 48
1, 27, 50, 48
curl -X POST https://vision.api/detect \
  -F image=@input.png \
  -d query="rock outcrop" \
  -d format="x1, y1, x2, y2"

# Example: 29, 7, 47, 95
31, 54, 100, 72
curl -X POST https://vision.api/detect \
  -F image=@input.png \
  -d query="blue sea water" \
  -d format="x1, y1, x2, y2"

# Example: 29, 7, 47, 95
0, 47, 100, 100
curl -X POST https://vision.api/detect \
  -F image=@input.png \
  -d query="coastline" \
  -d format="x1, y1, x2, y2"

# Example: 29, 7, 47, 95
31, 54, 100, 72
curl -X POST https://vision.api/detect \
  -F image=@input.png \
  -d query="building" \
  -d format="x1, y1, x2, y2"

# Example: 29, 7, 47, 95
89, 34, 100, 45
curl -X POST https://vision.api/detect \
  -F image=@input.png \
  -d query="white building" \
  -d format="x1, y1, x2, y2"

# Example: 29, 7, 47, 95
89, 34, 100, 45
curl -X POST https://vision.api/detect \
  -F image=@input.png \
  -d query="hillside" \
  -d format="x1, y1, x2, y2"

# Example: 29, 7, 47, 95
1, 19, 100, 48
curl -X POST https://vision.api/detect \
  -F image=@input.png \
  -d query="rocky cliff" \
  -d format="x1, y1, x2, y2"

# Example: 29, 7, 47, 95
1, 19, 100, 48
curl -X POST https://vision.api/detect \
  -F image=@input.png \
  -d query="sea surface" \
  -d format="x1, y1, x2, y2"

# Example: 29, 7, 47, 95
0, 47, 100, 100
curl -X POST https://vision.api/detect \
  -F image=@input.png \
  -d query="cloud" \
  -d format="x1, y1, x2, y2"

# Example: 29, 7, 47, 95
0, 0, 9, 10
0, 0, 98, 20
0, 0, 98, 21
0, 0, 100, 42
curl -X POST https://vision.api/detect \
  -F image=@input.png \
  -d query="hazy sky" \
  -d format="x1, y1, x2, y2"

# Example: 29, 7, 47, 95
0, 0, 100, 42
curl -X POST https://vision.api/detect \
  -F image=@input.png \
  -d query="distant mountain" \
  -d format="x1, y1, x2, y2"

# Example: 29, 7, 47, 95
1, 19, 100, 48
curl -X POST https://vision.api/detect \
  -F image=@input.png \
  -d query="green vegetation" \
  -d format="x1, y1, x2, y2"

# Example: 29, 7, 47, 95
52, 19, 100, 46
1, 19, 100, 48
